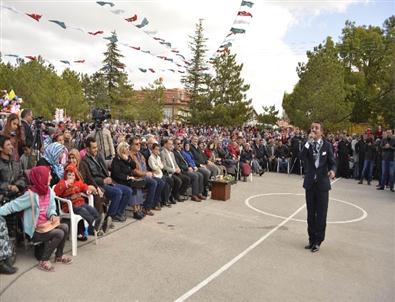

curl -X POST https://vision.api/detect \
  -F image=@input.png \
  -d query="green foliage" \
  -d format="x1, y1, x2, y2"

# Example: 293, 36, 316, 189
0, 55, 89, 119
257, 105, 279, 125
182, 19, 211, 124
283, 16, 395, 131
137, 78, 165, 123
283, 37, 351, 131
84, 31, 134, 119
209, 51, 253, 127
338, 19, 393, 125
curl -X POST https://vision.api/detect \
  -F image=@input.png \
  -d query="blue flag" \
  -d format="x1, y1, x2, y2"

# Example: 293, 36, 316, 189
136, 17, 149, 28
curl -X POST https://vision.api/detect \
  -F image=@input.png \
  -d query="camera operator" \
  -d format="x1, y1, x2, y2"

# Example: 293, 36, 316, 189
89, 109, 115, 161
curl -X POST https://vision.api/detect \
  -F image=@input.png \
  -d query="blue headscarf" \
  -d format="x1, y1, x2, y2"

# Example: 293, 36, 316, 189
43, 142, 67, 179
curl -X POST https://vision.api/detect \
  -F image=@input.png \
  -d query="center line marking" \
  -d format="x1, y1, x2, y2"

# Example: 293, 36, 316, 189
173, 203, 306, 302
174, 179, 342, 301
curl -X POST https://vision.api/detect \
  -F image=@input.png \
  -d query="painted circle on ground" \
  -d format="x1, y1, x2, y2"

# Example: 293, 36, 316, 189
245, 193, 368, 224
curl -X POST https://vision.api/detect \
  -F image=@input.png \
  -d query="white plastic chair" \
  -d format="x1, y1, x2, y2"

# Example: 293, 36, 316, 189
276, 158, 290, 174
51, 187, 94, 256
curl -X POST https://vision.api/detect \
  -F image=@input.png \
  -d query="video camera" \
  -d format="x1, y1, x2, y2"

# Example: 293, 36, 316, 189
33, 116, 44, 128
91, 108, 111, 123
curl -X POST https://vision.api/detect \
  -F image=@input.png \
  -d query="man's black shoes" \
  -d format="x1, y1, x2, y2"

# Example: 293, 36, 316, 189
311, 244, 320, 253
304, 243, 313, 249
304, 243, 320, 252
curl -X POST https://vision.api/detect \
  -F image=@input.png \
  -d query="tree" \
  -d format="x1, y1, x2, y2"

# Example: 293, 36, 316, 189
338, 21, 388, 123
283, 37, 352, 131
137, 78, 165, 123
257, 105, 279, 125
182, 19, 211, 124
60, 69, 89, 119
81, 72, 108, 110
209, 50, 253, 127
337, 17, 395, 127
100, 31, 134, 118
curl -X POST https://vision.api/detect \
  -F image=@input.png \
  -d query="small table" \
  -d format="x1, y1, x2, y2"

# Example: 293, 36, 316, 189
210, 180, 231, 201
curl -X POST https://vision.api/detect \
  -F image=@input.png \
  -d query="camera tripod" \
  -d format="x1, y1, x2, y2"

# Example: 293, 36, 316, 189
32, 124, 43, 160
289, 157, 303, 175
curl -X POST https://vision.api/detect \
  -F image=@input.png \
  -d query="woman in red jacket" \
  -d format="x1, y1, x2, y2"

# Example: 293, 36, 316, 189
54, 164, 104, 240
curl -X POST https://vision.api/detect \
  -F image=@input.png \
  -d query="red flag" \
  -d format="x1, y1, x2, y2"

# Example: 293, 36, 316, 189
74, 60, 85, 63
237, 11, 253, 17
148, 68, 155, 73
125, 14, 138, 22
88, 30, 104, 36
26, 13, 42, 22
25, 56, 37, 61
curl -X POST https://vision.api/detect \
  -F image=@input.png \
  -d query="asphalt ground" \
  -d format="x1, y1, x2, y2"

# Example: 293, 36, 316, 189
0, 172, 394, 302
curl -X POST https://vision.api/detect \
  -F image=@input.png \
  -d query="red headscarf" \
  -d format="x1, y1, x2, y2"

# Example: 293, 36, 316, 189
64, 163, 82, 181
29, 166, 50, 196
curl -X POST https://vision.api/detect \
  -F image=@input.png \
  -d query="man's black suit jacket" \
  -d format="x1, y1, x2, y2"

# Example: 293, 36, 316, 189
299, 139, 336, 191
173, 150, 189, 172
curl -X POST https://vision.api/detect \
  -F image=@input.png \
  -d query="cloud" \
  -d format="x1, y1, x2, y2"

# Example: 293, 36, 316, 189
1, 0, 368, 114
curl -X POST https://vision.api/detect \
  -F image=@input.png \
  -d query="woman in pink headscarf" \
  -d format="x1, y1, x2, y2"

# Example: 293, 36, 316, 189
0, 166, 72, 272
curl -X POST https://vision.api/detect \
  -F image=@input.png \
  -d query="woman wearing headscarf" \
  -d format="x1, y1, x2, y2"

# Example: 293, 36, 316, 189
37, 142, 67, 186
0, 166, 71, 272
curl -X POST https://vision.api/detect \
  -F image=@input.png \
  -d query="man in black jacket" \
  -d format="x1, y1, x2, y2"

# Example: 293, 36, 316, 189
20, 109, 34, 155
300, 122, 336, 253
83, 137, 131, 222
190, 136, 217, 183
21, 109, 34, 145
173, 138, 205, 201
377, 129, 395, 191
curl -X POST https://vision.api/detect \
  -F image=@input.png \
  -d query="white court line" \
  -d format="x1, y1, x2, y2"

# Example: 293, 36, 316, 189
174, 178, 342, 302
173, 204, 306, 302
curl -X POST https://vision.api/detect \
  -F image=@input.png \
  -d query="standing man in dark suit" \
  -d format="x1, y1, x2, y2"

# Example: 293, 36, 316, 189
300, 122, 336, 253
20, 109, 34, 154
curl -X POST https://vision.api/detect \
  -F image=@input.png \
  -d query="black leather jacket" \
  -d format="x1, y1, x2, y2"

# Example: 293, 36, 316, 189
82, 152, 109, 187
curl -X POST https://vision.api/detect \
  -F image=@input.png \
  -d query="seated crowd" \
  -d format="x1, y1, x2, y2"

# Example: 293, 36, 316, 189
0, 110, 393, 274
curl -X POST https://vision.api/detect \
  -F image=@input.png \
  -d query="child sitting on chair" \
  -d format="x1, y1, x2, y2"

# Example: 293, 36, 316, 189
54, 164, 104, 240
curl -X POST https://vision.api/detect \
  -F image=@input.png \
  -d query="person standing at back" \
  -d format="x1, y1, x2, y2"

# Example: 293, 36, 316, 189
299, 122, 336, 253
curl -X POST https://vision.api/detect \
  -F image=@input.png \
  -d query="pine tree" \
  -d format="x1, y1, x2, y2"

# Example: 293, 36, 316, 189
100, 31, 133, 117
209, 50, 253, 127
182, 19, 211, 124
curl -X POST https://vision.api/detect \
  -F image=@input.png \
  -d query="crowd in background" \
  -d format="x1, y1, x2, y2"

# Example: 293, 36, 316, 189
0, 109, 394, 273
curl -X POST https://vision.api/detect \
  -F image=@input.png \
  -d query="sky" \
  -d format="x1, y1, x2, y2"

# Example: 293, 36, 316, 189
0, 0, 393, 113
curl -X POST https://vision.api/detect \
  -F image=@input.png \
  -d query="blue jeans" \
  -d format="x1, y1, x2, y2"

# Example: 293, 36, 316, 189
360, 160, 374, 182
73, 204, 99, 226
380, 160, 395, 189
143, 176, 165, 209
104, 184, 133, 217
